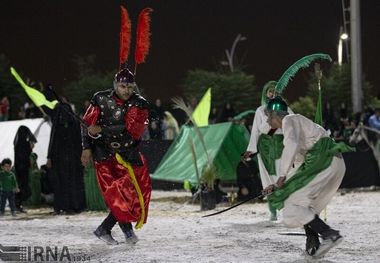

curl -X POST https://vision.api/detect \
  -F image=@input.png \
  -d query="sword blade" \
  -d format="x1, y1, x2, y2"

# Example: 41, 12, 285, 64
202, 193, 264, 218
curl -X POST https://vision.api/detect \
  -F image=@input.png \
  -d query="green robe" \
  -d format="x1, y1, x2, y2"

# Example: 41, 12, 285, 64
25, 153, 41, 206
257, 134, 284, 175
268, 137, 354, 210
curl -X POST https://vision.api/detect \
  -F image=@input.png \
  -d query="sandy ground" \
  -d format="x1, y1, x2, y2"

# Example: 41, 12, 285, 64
1, 190, 380, 263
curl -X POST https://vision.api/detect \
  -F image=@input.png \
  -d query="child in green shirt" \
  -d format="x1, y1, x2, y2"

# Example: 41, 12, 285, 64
0, 158, 19, 216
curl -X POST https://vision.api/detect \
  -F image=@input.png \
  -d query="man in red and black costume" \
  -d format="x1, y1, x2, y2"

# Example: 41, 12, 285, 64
81, 67, 151, 245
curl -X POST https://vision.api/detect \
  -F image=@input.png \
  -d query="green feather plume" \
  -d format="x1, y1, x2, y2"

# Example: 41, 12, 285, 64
275, 53, 332, 93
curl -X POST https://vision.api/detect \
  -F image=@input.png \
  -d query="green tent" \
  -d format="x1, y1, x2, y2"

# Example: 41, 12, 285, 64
152, 122, 250, 185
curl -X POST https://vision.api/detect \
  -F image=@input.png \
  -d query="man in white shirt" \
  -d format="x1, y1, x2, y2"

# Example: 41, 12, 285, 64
263, 96, 353, 258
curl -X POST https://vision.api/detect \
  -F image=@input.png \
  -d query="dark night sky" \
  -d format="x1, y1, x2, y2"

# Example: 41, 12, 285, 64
1, 0, 379, 103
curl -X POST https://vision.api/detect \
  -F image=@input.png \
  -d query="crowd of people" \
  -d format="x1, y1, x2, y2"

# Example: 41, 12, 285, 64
4, 90, 380, 146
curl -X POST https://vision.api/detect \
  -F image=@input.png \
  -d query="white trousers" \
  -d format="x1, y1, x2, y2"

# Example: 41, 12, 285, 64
282, 156, 346, 228
257, 154, 281, 189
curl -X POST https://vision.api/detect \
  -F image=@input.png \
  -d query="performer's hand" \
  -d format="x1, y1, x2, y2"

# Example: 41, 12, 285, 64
276, 176, 287, 188
81, 149, 92, 167
242, 151, 255, 162
241, 187, 249, 196
88, 125, 102, 135
263, 184, 275, 194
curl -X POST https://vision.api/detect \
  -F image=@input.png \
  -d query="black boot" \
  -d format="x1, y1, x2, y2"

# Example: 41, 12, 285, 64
119, 222, 138, 244
304, 225, 320, 256
306, 215, 342, 258
94, 213, 118, 245
94, 226, 119, 245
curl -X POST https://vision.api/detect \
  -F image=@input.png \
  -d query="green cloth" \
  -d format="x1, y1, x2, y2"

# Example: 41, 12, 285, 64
26, 153, 42, 205
26, 170, 41, 205
268, 137, 354, 210
0, 171, 18, 192
257, 134, 284, 175
84, 161, 107, 211
314, 87, 323, 125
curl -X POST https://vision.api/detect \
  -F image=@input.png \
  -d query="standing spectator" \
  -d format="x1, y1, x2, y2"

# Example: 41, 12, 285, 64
0, 158, 19, 216
189, 96, 198, 111
220, 102, 236, 122
209, 107, 219, 124
17, 106, 26, 120
162, 111, 180, 140
236, 158, 261, 201
13, 126, 36, 212
151, 98, 164, 121
0, 96, 10, 121
362, 106, 374, 126
47, 100, 86, 214
150, 98, 164, 138
25, 103, 41, 118
339, 102, 348, 120
25, 152, 41, 206
149, 120, 163, 140
61, 96, 76, 113
323, 102, 338, 133
368, 108, 380, 131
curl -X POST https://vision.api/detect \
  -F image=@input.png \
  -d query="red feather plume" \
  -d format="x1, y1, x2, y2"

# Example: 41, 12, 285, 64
119, 6, 131, 69
134, 8, 153, 73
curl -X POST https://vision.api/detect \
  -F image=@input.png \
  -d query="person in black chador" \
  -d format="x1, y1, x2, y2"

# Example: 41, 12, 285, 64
13, 125, 36, 212
47, 99, 86, 214
220, 102, 236, 122
236, 157, 262, 201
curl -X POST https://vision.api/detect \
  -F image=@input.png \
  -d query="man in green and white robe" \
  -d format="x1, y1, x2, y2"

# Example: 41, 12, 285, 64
264, 96, 353, 258
244, 81, 292, 221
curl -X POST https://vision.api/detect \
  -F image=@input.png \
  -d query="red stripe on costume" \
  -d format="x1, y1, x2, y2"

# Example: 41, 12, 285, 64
82, 104, 100, 126
125, 106, 149, 140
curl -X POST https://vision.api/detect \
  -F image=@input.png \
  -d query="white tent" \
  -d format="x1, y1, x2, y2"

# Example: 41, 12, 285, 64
0, 118, 51, 168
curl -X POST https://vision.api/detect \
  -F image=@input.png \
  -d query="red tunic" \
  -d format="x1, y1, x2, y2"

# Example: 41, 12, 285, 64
83, 96, 151, 224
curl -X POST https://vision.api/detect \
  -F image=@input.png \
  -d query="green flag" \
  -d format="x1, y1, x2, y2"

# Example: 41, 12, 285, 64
314, 86, 323, 125
10, 67, 58, 110
192, 88, 211, 127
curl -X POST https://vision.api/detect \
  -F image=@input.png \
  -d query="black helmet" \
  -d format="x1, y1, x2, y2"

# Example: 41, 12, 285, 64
114, 68, 135, 85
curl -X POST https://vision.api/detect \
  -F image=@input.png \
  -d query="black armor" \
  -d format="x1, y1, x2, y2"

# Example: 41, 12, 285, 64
82, 89, 148, 164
